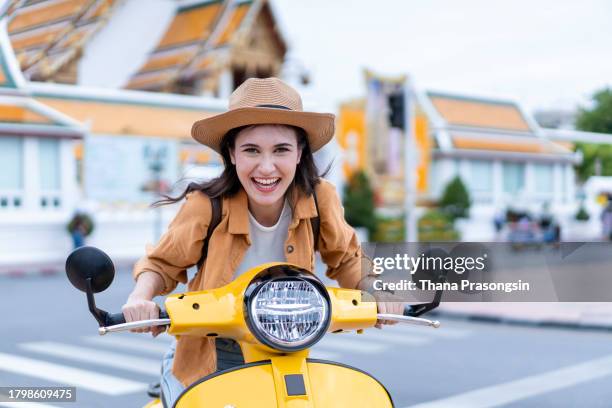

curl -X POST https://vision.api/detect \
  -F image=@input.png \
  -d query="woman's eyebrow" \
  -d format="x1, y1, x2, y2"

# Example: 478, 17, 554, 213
239, 143, 260, 148
274, 143, 293, 148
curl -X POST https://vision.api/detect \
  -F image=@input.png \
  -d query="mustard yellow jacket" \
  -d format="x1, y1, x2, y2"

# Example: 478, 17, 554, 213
133, 178, 363, 386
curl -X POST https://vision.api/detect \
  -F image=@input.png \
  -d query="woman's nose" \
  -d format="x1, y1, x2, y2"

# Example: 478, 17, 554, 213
257, 154, 276, 173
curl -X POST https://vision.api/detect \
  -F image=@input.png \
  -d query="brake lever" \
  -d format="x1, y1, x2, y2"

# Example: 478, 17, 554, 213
98, 318, 171, 335
376, 313, 440, 328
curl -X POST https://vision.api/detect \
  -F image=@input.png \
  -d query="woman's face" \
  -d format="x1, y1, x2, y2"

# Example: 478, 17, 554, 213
230, 125, 302, 209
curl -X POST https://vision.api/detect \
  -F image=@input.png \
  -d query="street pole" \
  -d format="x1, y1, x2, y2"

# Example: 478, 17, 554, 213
403, 78, 418, 242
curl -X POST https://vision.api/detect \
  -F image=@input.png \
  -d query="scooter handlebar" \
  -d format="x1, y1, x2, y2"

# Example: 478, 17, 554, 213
99, 309, 170, 335
375, 304, 440, 328
106, 313, 126, 326
377, 313, 441, 328
105, 310, 169, 326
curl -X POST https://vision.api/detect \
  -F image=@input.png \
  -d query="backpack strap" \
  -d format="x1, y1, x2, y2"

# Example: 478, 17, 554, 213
310, 189, 320, 252
197, 196, 222, 271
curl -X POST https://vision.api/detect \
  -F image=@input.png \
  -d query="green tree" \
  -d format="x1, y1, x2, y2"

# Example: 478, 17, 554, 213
576, 88, 612, 133
574, 88, 612, 182
439, 176, 471, 219
343, 170, 377, 237
573, 142, 612, 182
418, 209, 460, 241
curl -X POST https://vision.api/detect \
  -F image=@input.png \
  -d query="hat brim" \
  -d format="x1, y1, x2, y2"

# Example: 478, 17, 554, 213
191, 107, 335, 154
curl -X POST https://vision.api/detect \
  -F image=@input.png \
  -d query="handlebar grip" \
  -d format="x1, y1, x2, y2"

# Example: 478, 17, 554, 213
105, 309, 168, 326
106, 312, 126, 325
403, 304, 413, 316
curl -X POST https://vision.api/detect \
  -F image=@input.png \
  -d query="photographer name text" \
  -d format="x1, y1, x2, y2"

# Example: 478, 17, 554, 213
374, 279, 530, 293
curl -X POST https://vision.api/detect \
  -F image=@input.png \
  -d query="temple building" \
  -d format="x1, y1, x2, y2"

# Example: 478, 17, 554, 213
0, 0, 309, 270
337, 72, 584, 240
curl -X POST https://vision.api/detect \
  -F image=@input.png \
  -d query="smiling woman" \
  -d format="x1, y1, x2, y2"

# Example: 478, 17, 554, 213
230, 125, 303, 226
123, 77, 404, 406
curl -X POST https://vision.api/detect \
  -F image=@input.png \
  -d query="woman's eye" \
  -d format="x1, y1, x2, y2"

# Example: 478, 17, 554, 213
275, 147, 290, 153
243, 148, 258, 153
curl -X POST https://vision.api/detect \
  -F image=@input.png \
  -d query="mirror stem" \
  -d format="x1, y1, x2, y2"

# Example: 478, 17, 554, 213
86, 278, 109, 327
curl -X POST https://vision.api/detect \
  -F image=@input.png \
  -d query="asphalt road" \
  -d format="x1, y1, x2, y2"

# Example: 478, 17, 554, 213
1, 269, 612, 407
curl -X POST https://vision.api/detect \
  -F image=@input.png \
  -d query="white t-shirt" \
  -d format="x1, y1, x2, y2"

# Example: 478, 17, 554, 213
233, 200, 292, 279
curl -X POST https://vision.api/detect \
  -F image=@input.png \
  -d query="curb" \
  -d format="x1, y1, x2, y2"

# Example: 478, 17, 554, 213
430, 309, 612, 332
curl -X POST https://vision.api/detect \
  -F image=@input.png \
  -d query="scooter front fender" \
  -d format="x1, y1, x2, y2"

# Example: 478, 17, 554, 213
174, 357, 393, 408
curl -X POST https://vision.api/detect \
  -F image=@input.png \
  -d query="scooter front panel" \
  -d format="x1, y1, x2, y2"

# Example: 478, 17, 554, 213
174, 361, 277, 408
307, 359, 394, 407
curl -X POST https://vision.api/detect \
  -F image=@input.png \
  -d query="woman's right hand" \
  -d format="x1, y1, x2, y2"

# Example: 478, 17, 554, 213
122, 294, 165, 337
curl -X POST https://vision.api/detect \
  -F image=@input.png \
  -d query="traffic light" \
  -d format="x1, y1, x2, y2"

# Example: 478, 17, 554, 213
388, 92, 405, 130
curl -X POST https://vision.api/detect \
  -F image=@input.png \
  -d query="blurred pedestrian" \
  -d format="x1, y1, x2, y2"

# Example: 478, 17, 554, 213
67, 212, 93, 249
601, 194, 612, 241
493, 210, 505, 241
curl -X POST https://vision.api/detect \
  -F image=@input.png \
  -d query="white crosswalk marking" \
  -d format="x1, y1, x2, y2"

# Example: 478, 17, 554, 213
0, 323, 468, 403
82, 335, 169, 355
308, 350, 340, 360
406, 354, 612, 408
19, 342, 161, 376
349, 330, 430, 346
388, 324, 470, 338
316, 335, 385, 353
0, 353, 147, 396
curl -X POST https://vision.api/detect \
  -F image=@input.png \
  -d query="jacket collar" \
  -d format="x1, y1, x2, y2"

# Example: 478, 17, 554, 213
227, 186, 318, 235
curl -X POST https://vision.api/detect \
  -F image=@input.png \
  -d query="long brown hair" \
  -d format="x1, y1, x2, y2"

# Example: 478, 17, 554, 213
153, 125, 331, 209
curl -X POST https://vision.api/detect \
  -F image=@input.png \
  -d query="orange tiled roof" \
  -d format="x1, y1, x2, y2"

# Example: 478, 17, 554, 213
36, 96, 217, 138
8, 0, 87, 33
127, 1, 262, 91
125, 1, 226, 90
429, 93, 531, 132
191, 54, 214, 71
52, 23, 98, 50
156, 2, 223, 50
7, 0, 117, 80
81, 0, 113, 21
139, 47, 199, 73
124, 70, 180, 91
214, 2, 250, 46
9, 21, 71, 50
5, 0, 26, 18
452, 134, 572, 155
0, 103, 55, 125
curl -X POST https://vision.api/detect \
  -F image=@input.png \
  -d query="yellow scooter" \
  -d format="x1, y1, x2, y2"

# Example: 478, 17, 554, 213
65, 246, 442, 408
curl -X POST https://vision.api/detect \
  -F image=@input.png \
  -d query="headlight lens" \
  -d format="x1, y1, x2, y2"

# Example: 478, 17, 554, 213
248, 277, 330, 350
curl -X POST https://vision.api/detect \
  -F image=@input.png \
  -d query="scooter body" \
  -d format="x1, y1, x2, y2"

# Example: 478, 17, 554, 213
65, 248, 441, 408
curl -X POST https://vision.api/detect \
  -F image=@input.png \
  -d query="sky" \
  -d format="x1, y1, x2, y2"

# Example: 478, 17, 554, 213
271, 0, 612, 115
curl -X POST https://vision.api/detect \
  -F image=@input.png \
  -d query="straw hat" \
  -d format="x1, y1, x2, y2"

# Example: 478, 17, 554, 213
191, 77, 335, 153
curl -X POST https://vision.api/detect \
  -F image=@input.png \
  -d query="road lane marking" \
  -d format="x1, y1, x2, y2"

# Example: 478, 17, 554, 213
316, 336, 385, 353
82, 335, 169, 355
406, 354, 612, 408
308, 350, 340, 360
20, 342, 160, 376
350, 331, 430, 345
0, 353, 147, 396
389, 324, 470, 338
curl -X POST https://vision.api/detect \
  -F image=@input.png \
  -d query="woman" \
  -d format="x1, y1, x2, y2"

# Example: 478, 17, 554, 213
123, 77, 402, 406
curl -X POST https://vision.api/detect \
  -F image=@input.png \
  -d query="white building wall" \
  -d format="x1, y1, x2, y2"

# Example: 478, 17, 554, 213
491, 160, 502, 208
22, 137, 40, 211
0, 136, 84, 270
60, 139, 78, 211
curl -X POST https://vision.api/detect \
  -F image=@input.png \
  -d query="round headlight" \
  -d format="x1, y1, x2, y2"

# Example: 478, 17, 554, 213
244, 268, 331, 351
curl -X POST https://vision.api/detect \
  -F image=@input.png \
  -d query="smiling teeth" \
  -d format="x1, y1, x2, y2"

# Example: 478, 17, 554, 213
254, 178, 279, 185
